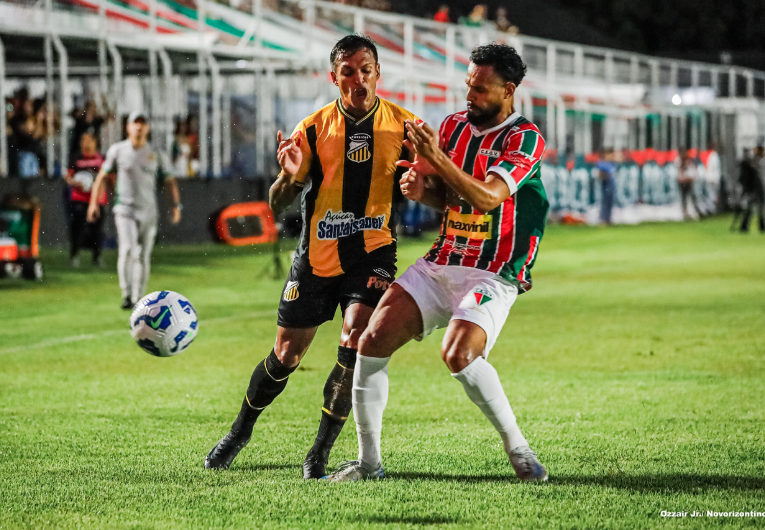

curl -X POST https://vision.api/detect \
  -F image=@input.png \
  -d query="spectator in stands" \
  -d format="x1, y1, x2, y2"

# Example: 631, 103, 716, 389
597, 148, 617, 225
676, 147, 702, 221
8, 91, 48, 178
64, 128, 107, 267
433, 5, 450, 23
738, 146, 765, 233
459, 4, 487, 27
70, 97, 110, 158
172, 119, 192, 178
495, 7, 519, 35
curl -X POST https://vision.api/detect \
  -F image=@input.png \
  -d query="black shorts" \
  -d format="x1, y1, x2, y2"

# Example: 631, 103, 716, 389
277, 245, 396, 328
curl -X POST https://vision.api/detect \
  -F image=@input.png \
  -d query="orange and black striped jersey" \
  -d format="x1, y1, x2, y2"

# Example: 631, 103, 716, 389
285, 97, 419, 277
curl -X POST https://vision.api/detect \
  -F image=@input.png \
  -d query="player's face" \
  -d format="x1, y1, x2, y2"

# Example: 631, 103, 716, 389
331, 49, 380, 115
127, 120, 150, 142
465, 64, 515, 126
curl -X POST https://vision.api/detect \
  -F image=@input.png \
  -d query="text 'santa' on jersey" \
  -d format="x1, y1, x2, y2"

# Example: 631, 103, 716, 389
285, 97, 419, 277
425, 111, 549, 293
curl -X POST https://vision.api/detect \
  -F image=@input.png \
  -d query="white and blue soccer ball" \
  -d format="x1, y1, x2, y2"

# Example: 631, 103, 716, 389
129, 291, 198, 357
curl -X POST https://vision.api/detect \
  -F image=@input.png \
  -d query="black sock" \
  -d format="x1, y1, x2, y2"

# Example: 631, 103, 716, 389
307, 345, 357, 461
230, 350, 297, 438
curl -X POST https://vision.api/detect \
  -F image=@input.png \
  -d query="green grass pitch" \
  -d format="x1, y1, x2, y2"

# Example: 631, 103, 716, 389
1, 217, 764, 529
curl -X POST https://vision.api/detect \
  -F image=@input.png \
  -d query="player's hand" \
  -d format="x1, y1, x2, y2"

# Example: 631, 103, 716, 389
400, 169, 426, 202
404, 120, 440, 164
276, 130, 302, 177
396, 139, 439, 177
171, 206, 182, 225
87, 204, 100, 223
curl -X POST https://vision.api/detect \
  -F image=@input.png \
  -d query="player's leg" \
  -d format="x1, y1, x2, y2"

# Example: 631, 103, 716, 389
132, 220, 157, 302
325, 284, 424, 481
114, 212, 139, 308
445, 280, 547, 481
69, 202, 86, 266
205, 325, 317, 469
90, 214, 104, 266
303, 301, 373, 478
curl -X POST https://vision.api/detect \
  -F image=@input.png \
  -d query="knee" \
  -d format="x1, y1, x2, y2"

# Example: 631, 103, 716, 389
272, 345, 302, 369
340, 326, 364, 349
441, 343, 472, 373
128, 245, 142, 260
358, 328, 388, 358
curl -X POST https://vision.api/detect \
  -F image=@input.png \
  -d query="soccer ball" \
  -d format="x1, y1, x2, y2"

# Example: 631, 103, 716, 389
129, 291, 198, 357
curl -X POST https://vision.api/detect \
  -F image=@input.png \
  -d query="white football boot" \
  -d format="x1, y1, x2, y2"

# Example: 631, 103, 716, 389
509, 446, 548, 481
323, 460, 385, 482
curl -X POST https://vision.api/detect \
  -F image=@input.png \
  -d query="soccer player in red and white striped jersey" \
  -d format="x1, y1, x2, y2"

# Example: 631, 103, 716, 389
327, 43, 549, 482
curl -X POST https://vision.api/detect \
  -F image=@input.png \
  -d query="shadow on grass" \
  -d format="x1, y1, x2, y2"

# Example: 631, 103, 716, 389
388, 472, 765, 491
359, 515, 459, 525
233, 463, 302, 472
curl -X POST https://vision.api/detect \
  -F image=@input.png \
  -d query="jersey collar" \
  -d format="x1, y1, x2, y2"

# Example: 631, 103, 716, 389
469, 111, 521, 137
337, 97, 380, 126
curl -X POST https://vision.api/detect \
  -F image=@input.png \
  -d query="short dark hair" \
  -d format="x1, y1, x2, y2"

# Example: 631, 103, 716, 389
330, 34, 378, 70
470, 43, 526, 86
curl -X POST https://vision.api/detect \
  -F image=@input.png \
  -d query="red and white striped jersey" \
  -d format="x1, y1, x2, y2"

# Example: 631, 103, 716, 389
424, 111, 549, 293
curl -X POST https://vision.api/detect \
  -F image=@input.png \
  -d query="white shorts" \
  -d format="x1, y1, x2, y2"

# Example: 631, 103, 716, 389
394, 258, 518, 356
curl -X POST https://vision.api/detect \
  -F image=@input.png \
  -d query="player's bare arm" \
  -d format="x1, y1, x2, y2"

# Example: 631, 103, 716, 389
86, 167, 110, 222
269, 130, 304, 216
405, 120, 510, 213
165, 177, 182, 224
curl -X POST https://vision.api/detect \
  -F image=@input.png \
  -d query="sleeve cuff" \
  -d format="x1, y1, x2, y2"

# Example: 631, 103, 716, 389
488, 165, 518, 196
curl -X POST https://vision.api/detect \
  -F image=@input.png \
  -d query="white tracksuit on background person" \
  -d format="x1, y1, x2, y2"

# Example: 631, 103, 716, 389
101, 140, 171, 302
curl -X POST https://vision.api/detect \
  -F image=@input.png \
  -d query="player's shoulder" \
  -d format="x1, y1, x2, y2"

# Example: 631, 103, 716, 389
377, 98, 419, 122
506, 115, 543, 138
300, 100, 340, 129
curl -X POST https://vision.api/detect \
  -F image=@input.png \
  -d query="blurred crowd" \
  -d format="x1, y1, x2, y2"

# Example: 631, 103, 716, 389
4, 88, 54, 178
434, 4, 519, 35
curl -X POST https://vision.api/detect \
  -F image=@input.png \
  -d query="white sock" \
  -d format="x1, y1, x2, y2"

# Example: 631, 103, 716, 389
452, 357, 528, 454
352, 355, 390, 468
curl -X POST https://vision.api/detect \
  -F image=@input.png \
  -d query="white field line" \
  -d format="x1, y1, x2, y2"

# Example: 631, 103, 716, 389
0, 310, 275, 355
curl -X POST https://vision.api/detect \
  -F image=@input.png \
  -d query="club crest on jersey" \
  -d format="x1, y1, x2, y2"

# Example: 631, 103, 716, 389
283, 281, 299, 301
445, 211, 493, 240
347, 133, 371, 163
473, 288, 492, 306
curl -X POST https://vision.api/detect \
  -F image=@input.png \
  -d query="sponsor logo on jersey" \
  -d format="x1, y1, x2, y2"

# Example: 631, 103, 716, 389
367, 276, 390, 290
347, 133, 371, 163
373, 268, 391, 278
283, 281, 299, 301
317, 210, 386, 240
473, 288, 492, 306
479, 148, 501, 158
445, 211, 493, 240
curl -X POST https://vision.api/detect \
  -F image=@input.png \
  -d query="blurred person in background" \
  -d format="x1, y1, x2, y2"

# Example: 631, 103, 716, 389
64, 128, 107, 268
737, 146, 765, 233
172, 119, 192, 178
495, 7, 519, 35
70, 97, 110, 158
9, 93, 48, 177
433, 5, 450, 23
460, 4, 487, 27
597, 148, 617, 225
87, 111, 182, 309
676, 148, 702, 221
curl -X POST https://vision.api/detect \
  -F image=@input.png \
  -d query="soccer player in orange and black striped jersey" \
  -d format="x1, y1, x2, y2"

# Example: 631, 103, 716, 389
205, 35, 419, 478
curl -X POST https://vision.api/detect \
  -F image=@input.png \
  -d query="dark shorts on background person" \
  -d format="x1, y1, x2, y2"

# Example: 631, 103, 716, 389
277, 245, 396, 328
